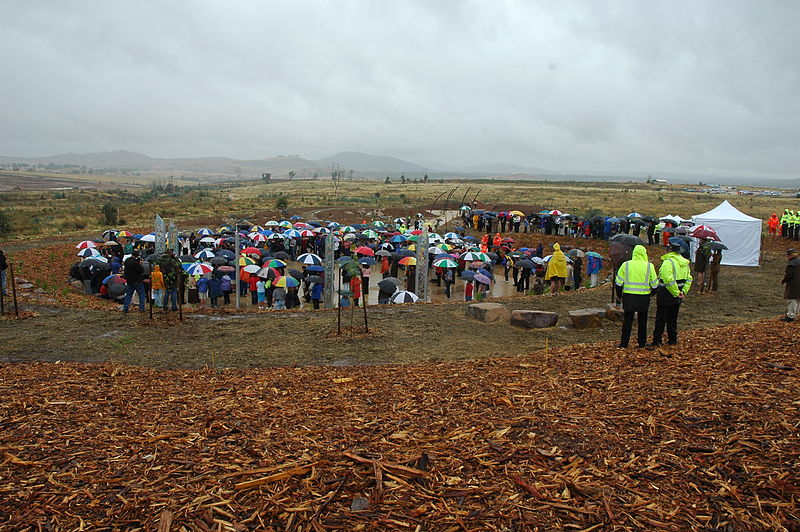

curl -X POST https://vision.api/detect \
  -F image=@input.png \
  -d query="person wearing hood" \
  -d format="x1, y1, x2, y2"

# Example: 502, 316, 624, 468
650, 242, 693, 346
615, 245, 658, 348
544, 243, 567, 295
150, 264, 165, 308
768, 213, 780, 236
780, 209, 789, 238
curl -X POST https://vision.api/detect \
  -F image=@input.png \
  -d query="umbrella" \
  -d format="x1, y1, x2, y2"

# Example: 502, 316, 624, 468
242, 246, 261, 255
433, 258, 458, 268
195, 249, 216, 260
80, 257, 110, 270
586, 251, 603, 259
460, 270, 476, 280
358, 257, 377, 266
297, 253, 323, 265
283, 229, 302, 238
514, 259, 535, 269
199, 236, 216, 244
567, 249, 586, 259
288, 268, 304, 279
249, 233, 268, 243
395, 249, 415, 258
273, 275, 300, 288
209, 257, 228, 265
627, 212, 644, 218
306, 265, 325, 272
218, 265, 235, 273
610, 234, 644, 246
197, 228, 214, 236
337, 256, 354, 266
549, 209, 563, 216
398, 256, 417, 266
216, 250, 235, 260
77, 248, 101, 258
256, 267, 282, 279
179, 254, 195, 262
305, 275, 323, 284
709, 241, 728, 250
265, 220, 279, 227
372, 220, 386, 227
390, 290, 419, 304
76, 240, 97, 249
313, 226, 330, 234
243, 264, 261, 273
272, 251, 289, 261
375, 249, 392, 257
690, 225, 720, 241
278, 221, 293, 229
391, 235, 408, 243
238, 256, 256, 266
184, 262, 213, 276
378, 277, 403, 289
355, 246, 375, 256
474, 273, 491, 285
264, 259, 287, 268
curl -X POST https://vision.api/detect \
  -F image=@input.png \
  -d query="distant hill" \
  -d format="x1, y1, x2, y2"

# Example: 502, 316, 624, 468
316, 151, 428, 173
460, 162, 554, 175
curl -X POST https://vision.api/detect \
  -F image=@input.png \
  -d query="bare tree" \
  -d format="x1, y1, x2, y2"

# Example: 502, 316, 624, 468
288, 170, 296, 181
330, 163, 344, 196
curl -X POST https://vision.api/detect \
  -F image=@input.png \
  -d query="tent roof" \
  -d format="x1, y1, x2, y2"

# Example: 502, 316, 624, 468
693, 200, 761, 222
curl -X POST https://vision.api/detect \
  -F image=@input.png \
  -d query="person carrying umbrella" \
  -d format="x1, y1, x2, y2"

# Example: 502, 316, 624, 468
694, 238, 713, 293
587, 252, 603, 287
708, 248, 723, 292
780, 248, 800, 322
544, 243, 567, 295
614, 245, 658, 349
649, 242, 692, 347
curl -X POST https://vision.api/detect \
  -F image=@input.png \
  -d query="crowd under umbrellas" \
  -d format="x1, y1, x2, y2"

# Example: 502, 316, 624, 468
68, 206, 727, 312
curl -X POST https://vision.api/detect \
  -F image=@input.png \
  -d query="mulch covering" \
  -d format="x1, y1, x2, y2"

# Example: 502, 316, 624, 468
1, 321, 798, 531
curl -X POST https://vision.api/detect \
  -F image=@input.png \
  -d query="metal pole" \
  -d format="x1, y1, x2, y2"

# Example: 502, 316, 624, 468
0, 267, 5, 316
9, 263, 19, 317
235, 227, 240, 309
337, 266, 342, 335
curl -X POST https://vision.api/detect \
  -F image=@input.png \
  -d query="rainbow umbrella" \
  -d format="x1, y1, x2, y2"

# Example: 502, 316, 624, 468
263, 259, 287, 268
273, 275, 300, 288
398, 256, 417, 266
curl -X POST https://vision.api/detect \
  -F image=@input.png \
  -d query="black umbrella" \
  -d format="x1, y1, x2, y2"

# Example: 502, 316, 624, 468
709, 241, 728, 251
396, 249, 415, 257
610, 234, 644, 246
305, 275, 323, 284
515, 259, 535, 269
179, 254, 195, 262
209, 257, 228, 265
288, 268, 304, 279
460, 270, 476, 280
378, 277, 403, 291
216, 250, 235, 260
274, 251, 290, 261
80, 257, 111, 270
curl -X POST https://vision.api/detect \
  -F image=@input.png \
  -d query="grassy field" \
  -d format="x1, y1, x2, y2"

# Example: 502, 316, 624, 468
1, 177, 794, 241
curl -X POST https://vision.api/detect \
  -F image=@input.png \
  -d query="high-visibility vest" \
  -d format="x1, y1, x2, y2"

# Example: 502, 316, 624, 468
658, 255, 692, 297
615, 260, 658, 295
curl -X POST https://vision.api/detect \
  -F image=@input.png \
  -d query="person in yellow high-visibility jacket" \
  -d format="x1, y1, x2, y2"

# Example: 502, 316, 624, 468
614, 245, 658, 348
650, 243, 693, 346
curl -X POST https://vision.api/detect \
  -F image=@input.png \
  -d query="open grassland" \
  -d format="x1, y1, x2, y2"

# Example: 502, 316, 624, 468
1, 178, 794, 241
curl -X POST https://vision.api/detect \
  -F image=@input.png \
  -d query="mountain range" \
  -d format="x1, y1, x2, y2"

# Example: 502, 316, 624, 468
0, 150, 796, 188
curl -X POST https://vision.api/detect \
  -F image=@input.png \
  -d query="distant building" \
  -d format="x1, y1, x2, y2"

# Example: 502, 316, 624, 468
648, 178, 668, 185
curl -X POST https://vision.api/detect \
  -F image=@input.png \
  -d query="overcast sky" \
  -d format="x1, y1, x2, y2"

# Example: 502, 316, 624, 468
1, 1, 798, 177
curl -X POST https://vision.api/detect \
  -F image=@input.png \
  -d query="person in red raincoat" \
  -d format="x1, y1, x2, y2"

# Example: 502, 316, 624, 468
349, 275, 362, 306
768, 213, 780, 236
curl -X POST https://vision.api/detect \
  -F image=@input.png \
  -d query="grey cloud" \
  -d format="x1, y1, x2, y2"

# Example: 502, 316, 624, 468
1, 0, 798, 178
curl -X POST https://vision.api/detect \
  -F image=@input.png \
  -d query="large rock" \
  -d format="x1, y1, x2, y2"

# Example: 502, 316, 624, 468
569, 308, 605, 329
606, 303, 624, 322
466, 302, 510, 323
510, 310, 559, 329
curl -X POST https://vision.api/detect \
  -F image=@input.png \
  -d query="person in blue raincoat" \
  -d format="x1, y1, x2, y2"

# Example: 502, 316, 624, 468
587, 254, 603, 287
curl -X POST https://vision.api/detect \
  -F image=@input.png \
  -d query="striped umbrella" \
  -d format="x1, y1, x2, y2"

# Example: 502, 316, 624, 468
77, 248, 101, 257
76, 240, 97, 249
263, 259, 287, 268
433, 258, 458, 268
390, 290, 419, 304
297, 253, 323, 265
197, 228, 214, 236
273, 275, 300, 288
194, 249, 216, 260
184, 262, 213, 276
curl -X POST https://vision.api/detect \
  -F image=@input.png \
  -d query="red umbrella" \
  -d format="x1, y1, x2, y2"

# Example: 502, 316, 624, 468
242, 246, 261, 255
690, 225, 719, 241
355, 246, 375, 256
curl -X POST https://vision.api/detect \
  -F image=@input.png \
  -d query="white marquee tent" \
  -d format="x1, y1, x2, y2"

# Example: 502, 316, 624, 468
691, 200, 761, 267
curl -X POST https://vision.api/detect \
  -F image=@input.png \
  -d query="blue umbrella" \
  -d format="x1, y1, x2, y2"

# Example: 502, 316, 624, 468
216, 250, 235, 260
306, 265, 325, 272
358, 257, 376, 266
391, 235, 408, 243
460, 270, 476, 280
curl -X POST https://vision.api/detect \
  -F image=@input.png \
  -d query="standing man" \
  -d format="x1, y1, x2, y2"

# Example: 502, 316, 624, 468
615, 245, 659, 348
122, 251, 146, 313
158, 249, 181, 311
781, 248, 800, 322
650, 242, 692, 346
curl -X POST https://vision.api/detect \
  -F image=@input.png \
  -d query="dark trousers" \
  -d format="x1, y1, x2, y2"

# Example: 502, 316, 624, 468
652, 304, 680, 345
123, 282, 146, 312
621, 308, 649, 347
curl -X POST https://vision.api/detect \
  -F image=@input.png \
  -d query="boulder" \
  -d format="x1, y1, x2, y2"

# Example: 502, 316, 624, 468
510, 310, 559, 329
466, 302, 510, 323
605, 303, 624, 322
569, 309, 604, 329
